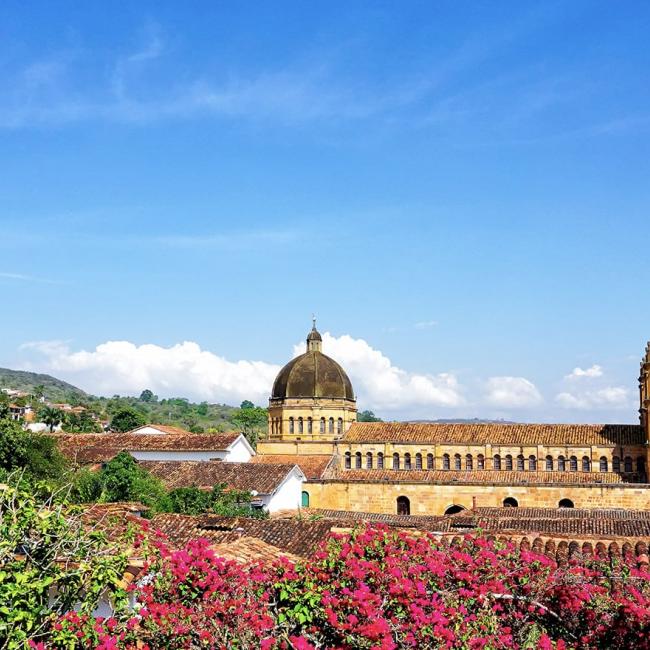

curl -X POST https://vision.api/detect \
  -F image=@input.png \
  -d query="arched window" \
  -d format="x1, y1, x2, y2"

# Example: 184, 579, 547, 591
289, 417, 295, 434
307, 417, 312, 434
465, 454, 473, 470
558, 498, 574, 509
444, 505, 465, 515
404, 453, 412, 470
427, 453, 434, 470
328, 417, 334, 434
443, 453, 450, 470
613, 455, 621, 472
337, 418, 343, 435
344, 452, 351, 469
477, 454, 485, 470
503, 497, 518, 508
516, 455, 525, 471
415, 453, 423, 470
557, 455, 566, 471
582, 456, 590, 472
355, 451, 362, 469
301, 491, 310, 507
624, 456, 633, 473
377, 452, 384, 469
454, 453, 462, 470
320, 417, 325, 434
298, 417, 303, 434
637, 457, 646, 474
599, 456, 608, 472
393, 453, 400, 470
529, 455, 537, 471
545, 455, 553, 471
396, 496, 410, 516
505, 455, 513, 471
569, 456, 577, 472
366, 452, 373, 469
493, 454, 501, 470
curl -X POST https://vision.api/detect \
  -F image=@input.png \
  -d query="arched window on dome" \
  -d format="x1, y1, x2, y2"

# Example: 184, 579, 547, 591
344, 452, 351, 470
599, 456, 608, 472
366, 452, 373, 469
443, 453, 450, 470
465, 454, 473, 470
454, 453, 461, 470
582, 456, 590, 472
337, 418, 343, 435
546, 455, 553, 471
493, 454, 501, 470
516, 455, 524, 471
557, 455, 566, 471
320, 418, 325, 434
505, 455, 513, 471
298, 417, 303, 434
624, 456, 633, 473
415, 453, 423, 470
377, 452, 384, 469
477, 454, 485, 470
529, 455, 537, 471
393, 453, 400, 470
307, 417, 313, 434
355, 452, 362, 469
427, 453, 434, 470
569, 456, 578, 472
404, 453, 412, 470
328, 418, 334, 434
613, 455, 621, 472
289, 417, 294, 434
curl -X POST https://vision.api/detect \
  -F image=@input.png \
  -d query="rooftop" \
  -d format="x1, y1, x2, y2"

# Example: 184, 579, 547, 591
252, 454, 333, 479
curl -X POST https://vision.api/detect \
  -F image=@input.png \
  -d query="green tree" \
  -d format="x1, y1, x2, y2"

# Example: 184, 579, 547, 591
231, 405, 268, 448
32, 384, 45, 400
39, 405, 65, 432
240, 400, 255, 410
110, 407, 146, 432
139, 389, 155, 402
0, 392, 9, 419
196, 401, 209, 416
63, 410, 102, 433
357, 410, 382, 422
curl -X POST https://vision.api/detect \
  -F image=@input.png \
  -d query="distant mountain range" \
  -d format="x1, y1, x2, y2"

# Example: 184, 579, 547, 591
0, 367, 88, 403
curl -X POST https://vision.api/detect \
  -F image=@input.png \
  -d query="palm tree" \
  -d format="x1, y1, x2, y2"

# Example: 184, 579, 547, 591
39, 406, 64, 433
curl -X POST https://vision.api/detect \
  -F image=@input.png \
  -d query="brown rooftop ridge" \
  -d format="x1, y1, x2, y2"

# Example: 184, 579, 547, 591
252, 454, 333, 479
140, 460, 300, 494
326, 468, 631, 485
129, 424, 196, 435
343, 421, 644, 446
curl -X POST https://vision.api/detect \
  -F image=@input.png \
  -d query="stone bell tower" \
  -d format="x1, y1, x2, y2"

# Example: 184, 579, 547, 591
640, 342, 650, 474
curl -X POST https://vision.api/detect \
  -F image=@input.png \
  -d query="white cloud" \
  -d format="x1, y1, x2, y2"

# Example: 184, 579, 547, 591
293, 333, 465, 411
483, 376, 543, 408
555, 386, 629, 410
565, 364, 603, 379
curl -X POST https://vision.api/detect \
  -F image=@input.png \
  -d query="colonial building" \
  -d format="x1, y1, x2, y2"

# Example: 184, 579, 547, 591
256, 327, 650, 515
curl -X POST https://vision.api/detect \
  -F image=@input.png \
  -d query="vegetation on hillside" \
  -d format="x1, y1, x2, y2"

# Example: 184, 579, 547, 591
0, 367, 87, 403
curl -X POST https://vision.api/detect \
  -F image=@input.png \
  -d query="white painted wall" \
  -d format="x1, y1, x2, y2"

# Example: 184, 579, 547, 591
266, 467, 305, 513
224, 436, 254, 463
130, 425, 168, 435
131, 450, 227, 461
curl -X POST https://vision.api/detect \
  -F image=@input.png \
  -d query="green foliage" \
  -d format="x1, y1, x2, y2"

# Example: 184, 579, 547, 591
139, 389, 156, 402
0, 484, 132, 648
63, 410, 102, 433
165, 484, 268, 518
38, 406, 65, 433
0, 367, 88, 403
357, 409, 382, 422
110, 407, 146, 432
0, 392, 9, 419
0, 418, 67, 482
231, 403, 268, 448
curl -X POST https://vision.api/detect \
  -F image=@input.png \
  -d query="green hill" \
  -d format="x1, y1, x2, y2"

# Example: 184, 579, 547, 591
0, 367, 88, 403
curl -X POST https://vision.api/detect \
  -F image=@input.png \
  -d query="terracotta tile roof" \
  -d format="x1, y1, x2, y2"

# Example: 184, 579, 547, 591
51, 432, 241, 463
305, 508, 450, 529
327, 468, 630, 485
470, 507, 650, 521
343, 422, 644, 446
150, 513, 335, 557
210, 537, 302, 564
252, 454, 333, 479
140, 460, 298, 494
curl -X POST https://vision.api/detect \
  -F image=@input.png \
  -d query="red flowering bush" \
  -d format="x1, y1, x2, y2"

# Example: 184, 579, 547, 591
37, 526, 650, 649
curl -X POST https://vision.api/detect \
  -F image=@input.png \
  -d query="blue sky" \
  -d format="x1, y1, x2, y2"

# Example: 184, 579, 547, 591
1, 1, 649, 422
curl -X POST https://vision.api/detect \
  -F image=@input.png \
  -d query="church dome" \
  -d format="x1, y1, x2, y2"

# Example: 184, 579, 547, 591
271, 325, 355, 401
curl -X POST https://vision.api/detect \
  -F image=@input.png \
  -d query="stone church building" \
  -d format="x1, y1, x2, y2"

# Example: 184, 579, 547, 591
256, 324, 650, 515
